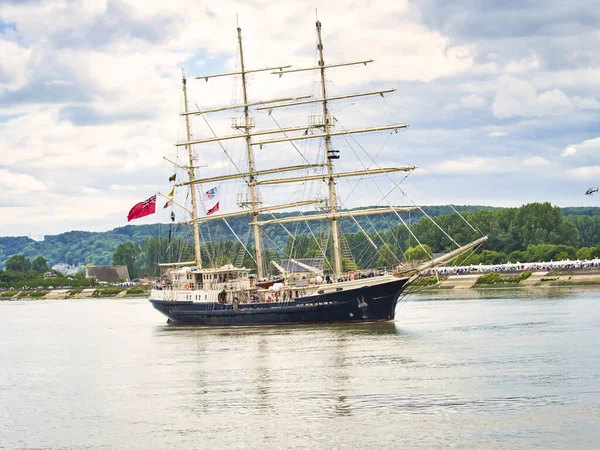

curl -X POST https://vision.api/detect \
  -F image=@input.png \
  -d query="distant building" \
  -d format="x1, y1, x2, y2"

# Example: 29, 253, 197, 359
52, 263, 83, 276
85, 265, 130, 283
43, 272, 57, 279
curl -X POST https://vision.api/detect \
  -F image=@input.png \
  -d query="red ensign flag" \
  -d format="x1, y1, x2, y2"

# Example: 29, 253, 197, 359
207, 202, 219, 215
127, 195, 157, 222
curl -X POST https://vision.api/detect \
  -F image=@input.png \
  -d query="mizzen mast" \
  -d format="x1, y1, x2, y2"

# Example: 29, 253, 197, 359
182, 74, 202, 268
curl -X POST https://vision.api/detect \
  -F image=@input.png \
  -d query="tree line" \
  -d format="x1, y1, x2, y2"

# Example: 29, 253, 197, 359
0, 254, 95, 289
109, 202, 600, 277
0, 205, 512, 268
3, 203, 600, 277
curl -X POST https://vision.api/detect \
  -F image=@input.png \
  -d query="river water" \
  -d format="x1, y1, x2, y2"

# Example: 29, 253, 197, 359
1, 288, 599, 449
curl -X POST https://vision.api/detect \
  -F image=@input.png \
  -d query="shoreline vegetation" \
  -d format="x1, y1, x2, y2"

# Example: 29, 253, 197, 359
413, 268, 600, 292
3, 203, 600, 278
5, 269, 600, 300
0, 286, 151, 301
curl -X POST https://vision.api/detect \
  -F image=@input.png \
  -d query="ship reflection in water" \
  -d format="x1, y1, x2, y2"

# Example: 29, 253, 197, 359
156, 320, 409, 420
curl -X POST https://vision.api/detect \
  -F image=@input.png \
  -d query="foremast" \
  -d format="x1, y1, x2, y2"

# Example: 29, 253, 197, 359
237, 26, 265, 279
182, 74, 202, 268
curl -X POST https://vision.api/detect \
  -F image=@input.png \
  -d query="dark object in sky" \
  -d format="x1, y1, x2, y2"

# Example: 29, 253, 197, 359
585, 187, 598, 195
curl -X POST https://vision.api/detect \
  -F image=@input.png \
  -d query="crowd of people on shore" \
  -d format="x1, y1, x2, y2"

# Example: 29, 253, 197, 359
421, 258, 600, 277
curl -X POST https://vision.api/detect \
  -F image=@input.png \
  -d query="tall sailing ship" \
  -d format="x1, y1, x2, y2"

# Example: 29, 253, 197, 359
148, 19, 486, 325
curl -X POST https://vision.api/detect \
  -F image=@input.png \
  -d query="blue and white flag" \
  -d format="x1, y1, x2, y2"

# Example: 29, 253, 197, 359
205, 186, 217, 199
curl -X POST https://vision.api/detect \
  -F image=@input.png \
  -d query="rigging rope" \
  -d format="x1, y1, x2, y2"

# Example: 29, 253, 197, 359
351, 68, 484, 239
330, 72, 483, 252
334, 132, 432, 259
342, 128, 459, 253
398, 133, 484, 236
223, 218, 256, 265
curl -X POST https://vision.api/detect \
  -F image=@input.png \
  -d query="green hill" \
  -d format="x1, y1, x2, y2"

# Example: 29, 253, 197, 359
1, 205, 600, 269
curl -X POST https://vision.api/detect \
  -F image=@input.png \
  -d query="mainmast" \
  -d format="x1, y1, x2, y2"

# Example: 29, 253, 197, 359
182, 74, 202, 268
316, 20, 342, 277
237, 27, 265, 278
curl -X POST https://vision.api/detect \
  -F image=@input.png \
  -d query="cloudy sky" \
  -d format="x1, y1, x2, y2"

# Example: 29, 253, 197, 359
1, 0, 599, 239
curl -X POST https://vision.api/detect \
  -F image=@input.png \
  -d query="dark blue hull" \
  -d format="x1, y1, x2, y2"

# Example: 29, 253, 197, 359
149, 277, 408, 326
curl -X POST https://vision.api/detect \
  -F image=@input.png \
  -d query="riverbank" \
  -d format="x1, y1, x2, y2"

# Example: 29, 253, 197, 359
0, 286, 150, 301
416, 269, 600, 292
5, 270, 600, 300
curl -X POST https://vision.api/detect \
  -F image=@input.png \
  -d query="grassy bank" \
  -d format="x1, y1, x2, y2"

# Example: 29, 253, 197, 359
0, 286, 151, 300
416, 269, 600, 292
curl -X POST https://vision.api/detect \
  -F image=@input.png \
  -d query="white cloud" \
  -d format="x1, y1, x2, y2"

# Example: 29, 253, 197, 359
432, 157, 505, 174
492, 76, 573, 119
523, 156, 549, 167
0, 108, 174, 172
82, 186, 102, 195
460, 94, 486, 108
533, 68, 600, 92
443, 94, 485, 111
573, 96, 600, 110
0, 39, 31, 91
432, 155, 550, 175
561, 137, 600, 158
0, 169, 47, 194
560, 137, 600, 180
109, 184, 143, 191
566, 166, 600, 179
44, 80, 72, 86
488, 131, 507, 137
505, 55, 540, 74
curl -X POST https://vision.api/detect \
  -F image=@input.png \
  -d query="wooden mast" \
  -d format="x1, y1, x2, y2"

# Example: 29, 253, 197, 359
237, 26, 266, 279
182, 73, 202, 268
175, 21, 412, 277
316, 19, 343, 278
